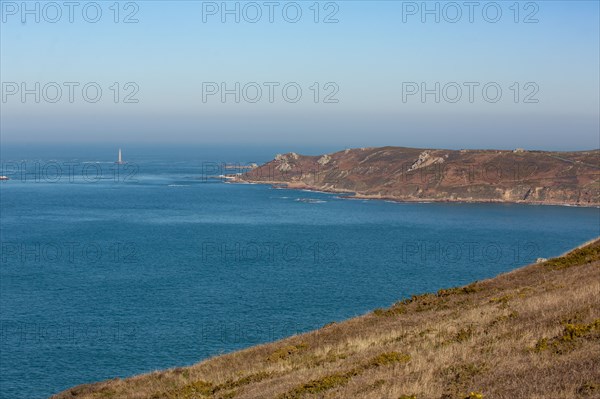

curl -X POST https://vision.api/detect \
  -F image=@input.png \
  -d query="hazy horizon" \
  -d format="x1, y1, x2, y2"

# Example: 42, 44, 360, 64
1, 142, 599, 163
2, 1, 599, 150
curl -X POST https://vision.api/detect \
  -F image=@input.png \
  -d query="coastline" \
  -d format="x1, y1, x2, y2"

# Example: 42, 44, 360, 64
232, 178, 600, 208
234, 146, 600, 209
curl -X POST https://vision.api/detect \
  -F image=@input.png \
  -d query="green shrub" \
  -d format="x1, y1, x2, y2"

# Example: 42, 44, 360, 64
544, 242, 600, 270
267, 343, 308, 362
438, 283, 480, 297
367, 352, 411, 367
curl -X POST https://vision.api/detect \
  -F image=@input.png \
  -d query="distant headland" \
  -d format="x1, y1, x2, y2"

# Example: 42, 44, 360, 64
234, 146, 600, 207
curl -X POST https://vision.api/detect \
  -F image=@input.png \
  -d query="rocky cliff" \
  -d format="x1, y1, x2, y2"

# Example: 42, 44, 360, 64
237, 147, 600, 206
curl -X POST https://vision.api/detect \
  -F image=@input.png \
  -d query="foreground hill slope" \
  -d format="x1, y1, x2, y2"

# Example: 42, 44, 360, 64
55, 239, 600, 399
237, 147, 600, 206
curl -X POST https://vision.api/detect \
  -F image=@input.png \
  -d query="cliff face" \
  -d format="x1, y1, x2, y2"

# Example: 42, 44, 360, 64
239, 147, 600, 206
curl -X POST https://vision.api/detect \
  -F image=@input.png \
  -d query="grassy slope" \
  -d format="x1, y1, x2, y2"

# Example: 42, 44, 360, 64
54, 239, 600, 399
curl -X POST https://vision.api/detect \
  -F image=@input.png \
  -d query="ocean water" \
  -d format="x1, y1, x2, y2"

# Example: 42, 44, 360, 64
0, 148, 599, 399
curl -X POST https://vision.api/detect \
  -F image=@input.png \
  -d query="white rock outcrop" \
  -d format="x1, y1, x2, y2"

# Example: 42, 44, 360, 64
318, 154, 331, 165
408, 151, 445, 172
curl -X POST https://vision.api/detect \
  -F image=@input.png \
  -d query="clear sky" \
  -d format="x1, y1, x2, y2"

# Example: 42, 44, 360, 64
1, 1, 599, 150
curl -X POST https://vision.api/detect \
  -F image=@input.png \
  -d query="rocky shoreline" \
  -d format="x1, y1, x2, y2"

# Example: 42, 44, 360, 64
234, 146, 600, 207
233, 179, 600, 208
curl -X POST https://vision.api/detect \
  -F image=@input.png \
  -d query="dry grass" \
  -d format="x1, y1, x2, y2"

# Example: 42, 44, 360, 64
53, 239, 600, 399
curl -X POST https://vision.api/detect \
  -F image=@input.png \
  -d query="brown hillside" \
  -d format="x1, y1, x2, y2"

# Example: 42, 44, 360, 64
238, 147, 600, 206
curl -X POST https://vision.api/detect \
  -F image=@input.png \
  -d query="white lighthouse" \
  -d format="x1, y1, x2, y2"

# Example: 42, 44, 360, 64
116, 148, 125, 164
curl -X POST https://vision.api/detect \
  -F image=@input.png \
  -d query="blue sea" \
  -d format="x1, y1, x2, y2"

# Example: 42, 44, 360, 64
1, 145, 599, 399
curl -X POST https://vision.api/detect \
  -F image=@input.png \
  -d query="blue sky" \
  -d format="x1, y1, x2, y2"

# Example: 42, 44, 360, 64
1, 1, 599, 150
